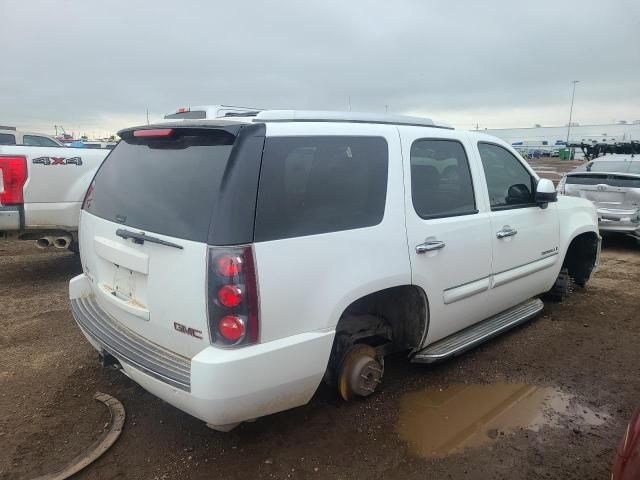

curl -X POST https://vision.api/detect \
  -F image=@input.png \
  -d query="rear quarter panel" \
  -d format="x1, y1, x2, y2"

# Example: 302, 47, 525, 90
253, 123, 411, 343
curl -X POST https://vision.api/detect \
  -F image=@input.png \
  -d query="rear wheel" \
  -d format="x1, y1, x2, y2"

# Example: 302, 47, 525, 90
337, 344, 383, 401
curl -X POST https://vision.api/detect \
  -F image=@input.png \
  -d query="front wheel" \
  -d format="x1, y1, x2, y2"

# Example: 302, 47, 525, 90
544, 267, 572, 302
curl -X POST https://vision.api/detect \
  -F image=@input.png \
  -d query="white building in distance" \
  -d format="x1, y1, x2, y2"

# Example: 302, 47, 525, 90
482, 121, 640, 154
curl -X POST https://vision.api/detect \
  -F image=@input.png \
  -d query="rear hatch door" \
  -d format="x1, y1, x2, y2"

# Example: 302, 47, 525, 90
80, 124, 260, 358
565, 172, 640, 214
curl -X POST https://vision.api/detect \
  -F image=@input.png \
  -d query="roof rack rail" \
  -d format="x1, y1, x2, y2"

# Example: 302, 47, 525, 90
0, 125, 17, 131
253, 110, 453, 129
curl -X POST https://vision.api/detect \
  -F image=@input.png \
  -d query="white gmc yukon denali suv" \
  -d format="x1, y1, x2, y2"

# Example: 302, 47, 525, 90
69, 111, 600, 431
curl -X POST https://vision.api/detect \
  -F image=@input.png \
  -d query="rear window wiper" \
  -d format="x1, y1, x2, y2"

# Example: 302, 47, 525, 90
116, 228, 183, 250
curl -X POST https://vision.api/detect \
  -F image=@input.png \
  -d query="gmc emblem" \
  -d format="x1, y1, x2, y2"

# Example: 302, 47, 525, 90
33, 156, 83, 166
174, 322, 203, 340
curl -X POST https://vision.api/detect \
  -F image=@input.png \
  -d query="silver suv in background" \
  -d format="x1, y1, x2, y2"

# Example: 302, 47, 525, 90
558, 154, 640, 240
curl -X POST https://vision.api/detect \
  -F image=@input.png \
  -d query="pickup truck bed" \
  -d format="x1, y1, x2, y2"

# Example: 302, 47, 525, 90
0, 145, 109, 249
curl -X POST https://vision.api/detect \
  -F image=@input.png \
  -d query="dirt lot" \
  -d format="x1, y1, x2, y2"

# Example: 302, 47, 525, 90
527, 157, 583, 185
1, 233, 639, 480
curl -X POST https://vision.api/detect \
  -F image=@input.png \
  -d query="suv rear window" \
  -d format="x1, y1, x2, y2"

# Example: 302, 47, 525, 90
585, 160, 640, 174
567, 174, 640, 188
84, 128, 237, 242
254, 136, 388, 242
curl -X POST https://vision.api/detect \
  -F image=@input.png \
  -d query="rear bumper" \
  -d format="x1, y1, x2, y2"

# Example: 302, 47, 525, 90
597, 208, 640, 237
69, 273, 335, 427
0, 206, 21, 231
598, 218, 640, 237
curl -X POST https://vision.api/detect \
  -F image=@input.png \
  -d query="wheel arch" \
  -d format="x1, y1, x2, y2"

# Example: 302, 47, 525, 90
332, 283, 429, 351
561, 229, 600, 286
323, 283, 429, 388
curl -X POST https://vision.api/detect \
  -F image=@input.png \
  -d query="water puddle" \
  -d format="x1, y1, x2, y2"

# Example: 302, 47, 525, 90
397, 383, 606, 458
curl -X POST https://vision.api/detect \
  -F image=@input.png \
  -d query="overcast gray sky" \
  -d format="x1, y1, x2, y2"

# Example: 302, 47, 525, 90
1, 0, 639, 137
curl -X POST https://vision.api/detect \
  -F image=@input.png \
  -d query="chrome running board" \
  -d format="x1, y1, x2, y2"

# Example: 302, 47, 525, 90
412, 298, 544, 364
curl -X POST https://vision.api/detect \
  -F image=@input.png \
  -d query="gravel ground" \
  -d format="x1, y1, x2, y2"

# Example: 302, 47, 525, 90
527, 157, 584, 185
1, 233, 638, 480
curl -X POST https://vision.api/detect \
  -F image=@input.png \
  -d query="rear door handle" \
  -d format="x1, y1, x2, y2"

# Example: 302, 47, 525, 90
416, 240, 445, 254
496, 226, 518, 239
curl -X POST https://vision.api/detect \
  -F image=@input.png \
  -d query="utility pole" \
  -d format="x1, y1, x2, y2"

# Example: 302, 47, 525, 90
385, 105, 389, 113
566, 80, 579, 146
146, 109, 150, 125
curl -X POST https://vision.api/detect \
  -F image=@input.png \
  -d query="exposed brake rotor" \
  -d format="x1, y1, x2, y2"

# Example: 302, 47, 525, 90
338, 344, 383, 401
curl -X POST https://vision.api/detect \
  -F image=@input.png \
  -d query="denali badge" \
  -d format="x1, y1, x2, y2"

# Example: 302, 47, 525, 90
32, 156, 83, 166
174, 322, 203, 340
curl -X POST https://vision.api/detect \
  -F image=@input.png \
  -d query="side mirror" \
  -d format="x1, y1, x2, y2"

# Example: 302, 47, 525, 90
535, 178, 557, 207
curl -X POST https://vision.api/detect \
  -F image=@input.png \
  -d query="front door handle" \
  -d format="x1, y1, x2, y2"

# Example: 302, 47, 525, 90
496, 226, 518, 239
416, 240, 445, 254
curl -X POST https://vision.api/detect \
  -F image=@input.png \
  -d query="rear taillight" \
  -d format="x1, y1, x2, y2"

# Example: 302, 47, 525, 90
207, 246, 259, 347
215, 254, 243, 277
0, 156, 27, 205
218, 285, 243, 307
218, 316, 246, 342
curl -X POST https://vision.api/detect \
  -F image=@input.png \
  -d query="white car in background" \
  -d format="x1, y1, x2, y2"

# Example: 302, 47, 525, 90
70, 110, 600, 431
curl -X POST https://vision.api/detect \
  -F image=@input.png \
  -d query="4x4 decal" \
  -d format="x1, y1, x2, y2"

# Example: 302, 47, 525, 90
32, 156, 83, 166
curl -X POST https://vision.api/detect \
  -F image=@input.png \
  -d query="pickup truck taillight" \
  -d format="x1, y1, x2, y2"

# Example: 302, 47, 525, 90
0, 156, 27, 205
207, 245, 259, 347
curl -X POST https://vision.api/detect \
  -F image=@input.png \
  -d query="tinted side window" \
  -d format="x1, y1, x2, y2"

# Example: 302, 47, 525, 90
478, 143, 536, 209
255, 136, 388, 241
410, 139, 476, 219
0, 133, 16, 145
23, 135, 60, 147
